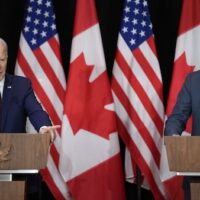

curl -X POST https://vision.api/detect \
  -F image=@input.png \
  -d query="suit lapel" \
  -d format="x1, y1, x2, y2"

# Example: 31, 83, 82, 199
1, 74, 14, 130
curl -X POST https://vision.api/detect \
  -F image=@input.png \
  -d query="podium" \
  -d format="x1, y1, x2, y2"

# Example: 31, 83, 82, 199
0, 133, 51, 200
164, 136, 200, 200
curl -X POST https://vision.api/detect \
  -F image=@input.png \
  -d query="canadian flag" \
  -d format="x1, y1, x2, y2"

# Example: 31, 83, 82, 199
58, 0, 126, 199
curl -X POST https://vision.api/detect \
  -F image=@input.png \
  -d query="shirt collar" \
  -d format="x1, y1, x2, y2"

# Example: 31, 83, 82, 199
0, 77, 5, 96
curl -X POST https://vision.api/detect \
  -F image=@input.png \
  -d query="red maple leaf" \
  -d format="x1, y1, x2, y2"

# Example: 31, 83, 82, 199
64, 53, 116, 139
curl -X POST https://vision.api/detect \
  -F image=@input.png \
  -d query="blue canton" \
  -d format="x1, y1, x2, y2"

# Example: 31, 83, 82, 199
23, 0, 56, 50
120, 0, 153, 51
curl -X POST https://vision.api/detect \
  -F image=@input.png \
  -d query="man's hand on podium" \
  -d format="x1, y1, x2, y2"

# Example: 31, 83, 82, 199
39, 125, 61, 143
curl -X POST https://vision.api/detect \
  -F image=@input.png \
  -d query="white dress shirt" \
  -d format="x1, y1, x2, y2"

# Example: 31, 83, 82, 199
0, 77, 5, 98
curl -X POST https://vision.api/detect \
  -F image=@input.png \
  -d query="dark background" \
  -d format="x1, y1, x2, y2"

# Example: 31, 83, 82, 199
0, 0, 183, 199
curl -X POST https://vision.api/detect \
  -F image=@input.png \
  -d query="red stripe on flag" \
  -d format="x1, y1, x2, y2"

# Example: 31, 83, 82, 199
116, 115, 165, 200
48, 37, 63, 67
116, 49, 164, 135
133, 45, 163, 102
34, 48, 65, 103
49, 142, 60, 168
112, 76, 161, 167
147, 36, 158, 58
18, 49, 61, 165
40, 169, 65, 200
17, 49, 61, 127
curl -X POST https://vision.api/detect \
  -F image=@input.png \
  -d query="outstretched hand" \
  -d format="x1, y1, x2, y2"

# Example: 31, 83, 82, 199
39, 125, 61, 142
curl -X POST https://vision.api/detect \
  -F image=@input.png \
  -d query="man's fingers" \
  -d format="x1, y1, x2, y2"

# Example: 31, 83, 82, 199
48, 125, 60, 142
50, 133, 56, 143
50, 125, 61, 130
39, 125, 61, 143
42, 125, 61, 132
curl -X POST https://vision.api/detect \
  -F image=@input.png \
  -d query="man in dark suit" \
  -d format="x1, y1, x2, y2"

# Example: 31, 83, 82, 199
164, 70, 200, 200
0, 38, 58, 139
165, 70, 200, 136
0, 38, 58, 199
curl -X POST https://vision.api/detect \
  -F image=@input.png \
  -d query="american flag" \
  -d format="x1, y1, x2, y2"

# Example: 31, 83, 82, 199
15, 0, 69, 199
111, 0, 167, 199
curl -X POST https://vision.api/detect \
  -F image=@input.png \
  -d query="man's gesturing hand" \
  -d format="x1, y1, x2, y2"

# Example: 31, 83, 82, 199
39, 125, 61, 142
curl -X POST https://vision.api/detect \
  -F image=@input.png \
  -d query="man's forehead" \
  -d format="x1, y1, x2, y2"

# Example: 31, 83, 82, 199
0, 40, 7, 52
0, 42, 6, 49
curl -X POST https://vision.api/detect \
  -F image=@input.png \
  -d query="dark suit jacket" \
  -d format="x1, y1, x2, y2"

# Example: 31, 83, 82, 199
165, 70, 200, 136
0, 74, 51, 133
164, 72, 199, 200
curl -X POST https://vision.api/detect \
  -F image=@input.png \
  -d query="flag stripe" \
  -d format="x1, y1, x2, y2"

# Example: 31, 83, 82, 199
34, 48, 65, 102
40, 36, 66, 89
112, 90, 161, 175
147, 36, 157, 56
133, 47, 163, 100
117, 35, 164, 119
15, 60, 63, 153
139, 38, 163, 84
112, 90, 166, 198
41, 168, 66, 200
115, 114, 165, 200
48, 36, 63, 67
17, 48, 61, 126
16, 36, 64, 119
49, 142, 60, 168
17, 48, 62, 167
115, 48, 163, 135
112, 62, 163, 151
45, 155, 69, 199
112, 77, 161, 166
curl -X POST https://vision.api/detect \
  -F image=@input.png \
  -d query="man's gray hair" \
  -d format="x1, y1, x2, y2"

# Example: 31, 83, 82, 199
0, 38, 8, 55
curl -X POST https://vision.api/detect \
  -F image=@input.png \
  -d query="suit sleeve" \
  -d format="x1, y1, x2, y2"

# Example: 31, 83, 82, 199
23, 80, 52, 131
164, 74, 192, 135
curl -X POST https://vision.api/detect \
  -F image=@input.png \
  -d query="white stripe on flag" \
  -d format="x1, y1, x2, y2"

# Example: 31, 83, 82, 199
40, 37, 66, 89
113, 62, 162, 150
140, 42, 162, 81
18, 35, 64, 118
112, 91, 165, 195
46, 154, 70, 199
117, 35, 164, 118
